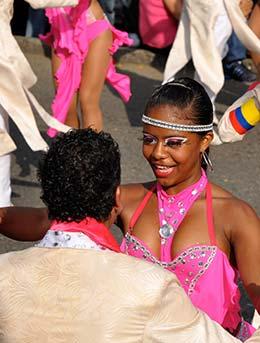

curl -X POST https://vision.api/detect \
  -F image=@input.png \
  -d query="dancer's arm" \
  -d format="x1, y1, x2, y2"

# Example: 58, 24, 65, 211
230, 199, 260, 313
163, 0, 183, 20
0, 208, 6, 225
239, 0, 254, 18
249, 3, 260, 76
0, 207, 50, 241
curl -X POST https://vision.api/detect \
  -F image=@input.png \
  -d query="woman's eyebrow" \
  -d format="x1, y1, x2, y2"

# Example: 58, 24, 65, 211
142, 132, 188, 139
142, 131, 156, 136
164, 134, 188, 139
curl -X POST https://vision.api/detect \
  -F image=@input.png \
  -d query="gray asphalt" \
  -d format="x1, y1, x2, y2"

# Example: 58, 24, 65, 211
1, 38, 259, 254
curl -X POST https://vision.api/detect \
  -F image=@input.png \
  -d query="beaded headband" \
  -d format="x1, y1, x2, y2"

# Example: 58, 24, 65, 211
142, 115, 213, 132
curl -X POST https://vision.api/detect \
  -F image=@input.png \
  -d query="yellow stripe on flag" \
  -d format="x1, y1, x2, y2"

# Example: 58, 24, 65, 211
241, 98, 260, 126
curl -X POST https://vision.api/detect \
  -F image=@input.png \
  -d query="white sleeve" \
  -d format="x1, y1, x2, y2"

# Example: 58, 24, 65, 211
218, 84, 260, 143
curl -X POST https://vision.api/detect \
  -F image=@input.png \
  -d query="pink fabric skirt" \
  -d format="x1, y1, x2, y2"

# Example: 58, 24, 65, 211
40, 0, 133, 137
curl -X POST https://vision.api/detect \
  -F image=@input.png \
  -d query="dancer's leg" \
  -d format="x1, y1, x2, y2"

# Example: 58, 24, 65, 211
78, 0, 113, 131
51, 50, 79, 128
79, 27, 113, 131
0, 109, 12, 207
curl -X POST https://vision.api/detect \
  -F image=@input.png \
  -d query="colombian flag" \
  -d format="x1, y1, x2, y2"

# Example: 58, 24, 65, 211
229, 97, 260, 135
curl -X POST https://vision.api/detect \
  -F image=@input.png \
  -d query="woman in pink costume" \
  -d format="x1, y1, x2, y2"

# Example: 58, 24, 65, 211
119, 78, 260, 341
0, 79, 259, 339
139, 0, 182, 49
41, 0, 132, 137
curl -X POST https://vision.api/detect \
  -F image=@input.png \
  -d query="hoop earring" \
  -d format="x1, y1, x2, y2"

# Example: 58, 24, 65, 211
202, 151, 213, 172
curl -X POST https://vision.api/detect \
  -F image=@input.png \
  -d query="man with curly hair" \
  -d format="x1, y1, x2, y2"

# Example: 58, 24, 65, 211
0, 128, 260, 342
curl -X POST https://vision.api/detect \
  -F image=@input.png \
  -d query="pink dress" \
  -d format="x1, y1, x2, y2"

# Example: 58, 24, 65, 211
139, 0, 178, 49
40, 0, 133, 137
121, 183, 256, 341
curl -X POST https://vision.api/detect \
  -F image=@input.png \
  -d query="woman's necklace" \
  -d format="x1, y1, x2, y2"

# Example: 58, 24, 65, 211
157, 169, 208, 244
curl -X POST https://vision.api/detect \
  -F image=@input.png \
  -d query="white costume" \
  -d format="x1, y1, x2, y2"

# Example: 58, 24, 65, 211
0, 232, 260, 342
163, 0, 260, 108
0, 0, 78, 206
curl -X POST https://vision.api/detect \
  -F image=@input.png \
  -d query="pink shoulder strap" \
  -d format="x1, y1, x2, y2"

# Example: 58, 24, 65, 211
206, 182, 217, 245
129, 185, 156, 232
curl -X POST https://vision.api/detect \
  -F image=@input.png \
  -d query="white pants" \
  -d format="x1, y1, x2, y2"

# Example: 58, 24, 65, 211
195, 2, 232, 144
0, 108, 12, 207
195, 1, 232, 106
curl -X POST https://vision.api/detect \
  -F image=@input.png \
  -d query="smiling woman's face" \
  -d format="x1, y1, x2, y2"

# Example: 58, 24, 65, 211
142, 105, 210, 193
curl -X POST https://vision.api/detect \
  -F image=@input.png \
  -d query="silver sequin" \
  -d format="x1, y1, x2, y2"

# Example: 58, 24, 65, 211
159, 223, 174, 239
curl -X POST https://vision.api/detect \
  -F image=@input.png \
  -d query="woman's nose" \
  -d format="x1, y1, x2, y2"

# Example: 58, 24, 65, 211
151, 141, 168, 160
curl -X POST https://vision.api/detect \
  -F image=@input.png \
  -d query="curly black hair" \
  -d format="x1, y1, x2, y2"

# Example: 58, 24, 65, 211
38, 129, 121, 222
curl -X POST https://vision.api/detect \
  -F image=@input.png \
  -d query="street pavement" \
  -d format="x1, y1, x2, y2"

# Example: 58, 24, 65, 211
1, 38, 259, 254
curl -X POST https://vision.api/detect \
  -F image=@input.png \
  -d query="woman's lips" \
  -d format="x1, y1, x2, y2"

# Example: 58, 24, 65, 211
152, 165, 175, 178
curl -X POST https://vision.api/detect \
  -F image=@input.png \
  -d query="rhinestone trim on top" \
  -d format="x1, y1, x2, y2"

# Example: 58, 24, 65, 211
186, 246, 217, 296
125, 233, 170, 267
125, 233, 217, 295
236, 319, 251, 342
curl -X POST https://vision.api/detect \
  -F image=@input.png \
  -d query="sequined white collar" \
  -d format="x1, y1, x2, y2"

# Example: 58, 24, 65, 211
36, 230, 103, 251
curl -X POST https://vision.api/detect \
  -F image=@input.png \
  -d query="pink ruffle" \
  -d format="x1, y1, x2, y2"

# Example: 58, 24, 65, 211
40, 0, 133, 137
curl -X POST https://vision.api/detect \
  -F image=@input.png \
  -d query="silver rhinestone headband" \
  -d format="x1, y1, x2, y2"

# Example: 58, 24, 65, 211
142, 115, 213, 132
164, 80, 192, 90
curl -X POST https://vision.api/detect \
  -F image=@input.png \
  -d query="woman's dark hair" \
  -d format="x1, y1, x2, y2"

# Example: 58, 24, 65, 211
38, 129, 121, 222
145, 77, 213, 127
144, 77, 213, 170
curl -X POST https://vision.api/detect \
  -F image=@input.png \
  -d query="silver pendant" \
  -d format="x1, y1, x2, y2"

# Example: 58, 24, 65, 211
159, 223, 174, 239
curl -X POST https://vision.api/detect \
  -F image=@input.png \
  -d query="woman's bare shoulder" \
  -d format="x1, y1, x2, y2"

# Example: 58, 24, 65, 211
210, 182, 259, 222
118, 182, 156, 232
210, 182, 234, 199
121, 181, 155, 206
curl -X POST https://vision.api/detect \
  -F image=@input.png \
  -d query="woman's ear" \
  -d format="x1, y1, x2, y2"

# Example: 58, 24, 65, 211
108, 186, 122, 226
115, 186, 122, 216
200, 132, 214, 151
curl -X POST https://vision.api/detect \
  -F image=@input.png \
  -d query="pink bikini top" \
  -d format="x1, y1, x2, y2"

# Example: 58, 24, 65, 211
120, 183, 255, 340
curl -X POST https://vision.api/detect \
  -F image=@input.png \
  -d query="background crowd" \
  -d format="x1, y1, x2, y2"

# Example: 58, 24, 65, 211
11, 0, 260, 82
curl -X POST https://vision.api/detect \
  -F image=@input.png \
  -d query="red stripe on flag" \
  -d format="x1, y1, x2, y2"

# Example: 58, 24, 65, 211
229, 110, 247, 134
